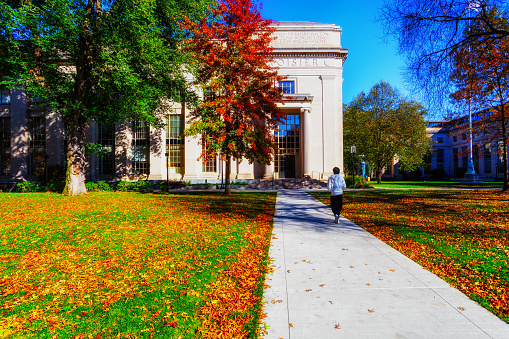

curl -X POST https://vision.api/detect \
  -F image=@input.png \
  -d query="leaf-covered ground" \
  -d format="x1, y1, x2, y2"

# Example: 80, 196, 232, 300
370, 181, 504, 189
0, 192, 276, 338
310, 189, 509, 323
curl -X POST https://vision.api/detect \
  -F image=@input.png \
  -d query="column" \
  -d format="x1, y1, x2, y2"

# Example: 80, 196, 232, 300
321, 75, 341, 177
85, 121, 96, 181
45, 111, 63, 166
183, 135, 199, 181
10, 89, 28, 180
149, 125, 164, 180
237, 157, 253, 179
301, 106, 312, 177
115, 122, 131, 180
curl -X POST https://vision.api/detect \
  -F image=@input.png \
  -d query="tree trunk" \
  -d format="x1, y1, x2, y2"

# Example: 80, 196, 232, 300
376, 168, 382, 184
224, 156, 231, 196
62, 117, 88, 196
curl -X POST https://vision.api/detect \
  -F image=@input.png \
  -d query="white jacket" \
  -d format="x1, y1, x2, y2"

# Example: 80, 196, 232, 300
328, 174, 346, 196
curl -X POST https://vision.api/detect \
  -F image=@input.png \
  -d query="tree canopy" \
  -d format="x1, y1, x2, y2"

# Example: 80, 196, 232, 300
379, 0, 509, 113
344, 81, 431, 183
449, 10, 509, 191
0, 0, 212, 195
182, 0, 284, 195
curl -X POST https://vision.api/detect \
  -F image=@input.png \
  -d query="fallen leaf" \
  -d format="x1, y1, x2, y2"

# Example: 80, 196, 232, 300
458, 307, 466, 311
368, 309, 375, 313
334, 323, 341, 329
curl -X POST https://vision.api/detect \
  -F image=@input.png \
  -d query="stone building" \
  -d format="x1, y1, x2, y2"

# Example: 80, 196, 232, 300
382, 116, 507, 180
422, 118, 506, 180
0, 21, 348, 183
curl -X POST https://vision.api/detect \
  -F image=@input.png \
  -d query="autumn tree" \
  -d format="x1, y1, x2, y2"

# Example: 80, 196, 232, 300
450, 11, 509, 191
182, 0, 284, 196
0, 0, 212, 195
379, 0, 509, 111
344, 81, 431, 183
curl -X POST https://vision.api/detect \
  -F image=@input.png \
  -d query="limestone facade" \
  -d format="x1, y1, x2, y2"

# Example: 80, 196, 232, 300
0, 21, 348, 182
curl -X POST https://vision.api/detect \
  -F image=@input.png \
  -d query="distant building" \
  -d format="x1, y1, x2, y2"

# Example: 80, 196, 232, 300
0, 21, 348, 183
383, 116, 506, 180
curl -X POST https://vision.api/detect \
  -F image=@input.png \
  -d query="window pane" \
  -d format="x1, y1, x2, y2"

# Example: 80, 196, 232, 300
97, 123, 115, 176
0, 89, 10, 105
28, 116, 46, 176
131, 121, 150, 175
166, 112, 184, 174
278, 81, 295, 94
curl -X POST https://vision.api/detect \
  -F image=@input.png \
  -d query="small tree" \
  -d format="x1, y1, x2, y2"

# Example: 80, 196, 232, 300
449, 9, 509, 191
344, 81, 431, 183
0, 0, 211, 195
182, 0, 284, 196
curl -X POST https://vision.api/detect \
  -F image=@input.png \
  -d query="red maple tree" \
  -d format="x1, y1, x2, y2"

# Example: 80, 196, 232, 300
450, 9, 509, 192
182, 0, 284, 195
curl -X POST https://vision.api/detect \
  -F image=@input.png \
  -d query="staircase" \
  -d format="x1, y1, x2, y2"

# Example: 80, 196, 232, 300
244, 178, 327, 189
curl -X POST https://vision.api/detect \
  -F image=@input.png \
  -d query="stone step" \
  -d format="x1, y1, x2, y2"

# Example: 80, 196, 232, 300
244, 178, 327, 189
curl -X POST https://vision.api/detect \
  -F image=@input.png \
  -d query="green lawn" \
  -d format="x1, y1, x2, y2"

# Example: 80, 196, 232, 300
310, 189, 509, 322
0, 192, 276, 338
369, 180, 504, 189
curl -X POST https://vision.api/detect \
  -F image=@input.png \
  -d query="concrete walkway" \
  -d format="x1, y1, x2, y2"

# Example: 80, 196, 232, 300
262, 190, 509, 339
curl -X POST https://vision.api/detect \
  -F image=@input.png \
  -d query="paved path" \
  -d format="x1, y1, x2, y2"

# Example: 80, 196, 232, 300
262, 190, 509, 339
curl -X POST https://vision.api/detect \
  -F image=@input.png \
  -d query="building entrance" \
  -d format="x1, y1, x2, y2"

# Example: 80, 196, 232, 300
275, 114, 300, 178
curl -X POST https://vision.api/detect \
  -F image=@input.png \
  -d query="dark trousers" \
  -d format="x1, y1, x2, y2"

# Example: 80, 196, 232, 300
330, 194, 343, 216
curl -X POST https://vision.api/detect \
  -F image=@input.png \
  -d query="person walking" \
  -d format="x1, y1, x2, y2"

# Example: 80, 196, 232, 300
327, 167, 346, 224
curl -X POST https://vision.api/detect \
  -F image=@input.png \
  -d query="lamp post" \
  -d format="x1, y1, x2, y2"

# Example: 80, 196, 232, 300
464, 2, 478, 181
360, 153, 365, 178
350, 144, 356, 187
165, 152, 169, 189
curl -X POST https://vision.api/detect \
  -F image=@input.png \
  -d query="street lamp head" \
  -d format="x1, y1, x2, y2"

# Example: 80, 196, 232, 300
351, 144, 356, 154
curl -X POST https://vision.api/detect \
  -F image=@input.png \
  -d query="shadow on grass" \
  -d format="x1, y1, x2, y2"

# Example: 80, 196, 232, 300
148, 191, 277, 224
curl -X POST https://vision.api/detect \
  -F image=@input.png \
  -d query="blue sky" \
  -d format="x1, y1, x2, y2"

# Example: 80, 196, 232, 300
259, 0, 411, 105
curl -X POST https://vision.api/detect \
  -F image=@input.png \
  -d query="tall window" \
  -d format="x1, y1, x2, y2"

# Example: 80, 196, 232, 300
0, 88, 10, 105
97, 123, 115, 176
484, 144, 491, 174
28, 116, 46, 176
131, 121, 150, 175
278, 81, 295, 94
462, 146, 468, 168
166, 113, 184, 174
274, 114, 300, 176
0, 118, 10, 176
436, 149, 445, 169
202, 140, 217, 173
